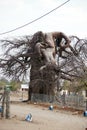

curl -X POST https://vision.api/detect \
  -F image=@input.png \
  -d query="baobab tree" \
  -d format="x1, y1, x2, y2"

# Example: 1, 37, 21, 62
0, 31, 87, 100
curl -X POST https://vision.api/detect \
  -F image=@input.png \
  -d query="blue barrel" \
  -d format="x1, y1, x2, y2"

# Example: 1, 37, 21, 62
0, 106, 2, 113
84, 111, 87, 117
49, 105, 53, 110
25, 113, 32, 121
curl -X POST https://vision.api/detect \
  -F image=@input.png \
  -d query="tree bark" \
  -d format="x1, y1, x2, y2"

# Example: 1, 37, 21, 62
28, 56, 57, 100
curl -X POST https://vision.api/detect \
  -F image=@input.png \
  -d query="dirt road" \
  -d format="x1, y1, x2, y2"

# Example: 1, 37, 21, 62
0, 103, 87, 130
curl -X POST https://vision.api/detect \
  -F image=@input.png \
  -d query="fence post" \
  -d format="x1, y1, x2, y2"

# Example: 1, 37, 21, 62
5, 86, 10, 119
86, 90, 87, 111
1, 92, 5, 117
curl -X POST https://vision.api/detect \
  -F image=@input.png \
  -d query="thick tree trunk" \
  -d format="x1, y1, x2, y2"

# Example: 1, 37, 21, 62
28, 56, 57, 101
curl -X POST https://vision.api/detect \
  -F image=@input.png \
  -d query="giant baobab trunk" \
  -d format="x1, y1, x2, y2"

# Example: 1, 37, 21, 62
28, 53, 57, 100
27, 31, 72, 100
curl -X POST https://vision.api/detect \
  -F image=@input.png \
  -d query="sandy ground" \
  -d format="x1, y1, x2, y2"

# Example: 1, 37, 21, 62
0, 102, 87, 130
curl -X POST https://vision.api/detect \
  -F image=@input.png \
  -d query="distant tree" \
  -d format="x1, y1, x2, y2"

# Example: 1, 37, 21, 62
63, 79, 86, 95
9, 80, 21, 91
63, 80, 71, 90
73, 69, 87, 92
0, 77, 9, 88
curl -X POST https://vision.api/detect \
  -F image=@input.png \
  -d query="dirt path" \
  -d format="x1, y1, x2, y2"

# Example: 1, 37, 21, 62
0, 103, 87, 130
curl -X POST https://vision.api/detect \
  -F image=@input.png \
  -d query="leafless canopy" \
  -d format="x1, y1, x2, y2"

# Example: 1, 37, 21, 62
0, 33, 87, 82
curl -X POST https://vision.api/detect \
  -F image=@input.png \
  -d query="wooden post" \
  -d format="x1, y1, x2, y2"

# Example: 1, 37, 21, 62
85, 90, 87, 113
1, 93, 5, 117
5, 86, 10, 119
0, 86, 10, 118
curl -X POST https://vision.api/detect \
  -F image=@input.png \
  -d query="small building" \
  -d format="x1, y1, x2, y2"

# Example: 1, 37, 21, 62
21, 84, 29, 91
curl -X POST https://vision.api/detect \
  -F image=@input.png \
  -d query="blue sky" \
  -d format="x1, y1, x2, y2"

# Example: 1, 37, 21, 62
0, 0, 87, 39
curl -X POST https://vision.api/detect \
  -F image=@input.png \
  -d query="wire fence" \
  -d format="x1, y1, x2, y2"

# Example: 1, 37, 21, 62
31, 93, 86, 110
1, 90, 86, 111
